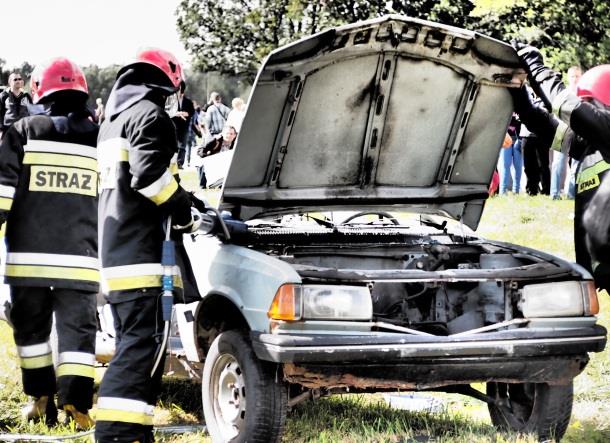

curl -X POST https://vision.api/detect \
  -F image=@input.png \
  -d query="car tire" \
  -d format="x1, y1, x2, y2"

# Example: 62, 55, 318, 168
486, 381, 573, 441
202, 330, 288, 443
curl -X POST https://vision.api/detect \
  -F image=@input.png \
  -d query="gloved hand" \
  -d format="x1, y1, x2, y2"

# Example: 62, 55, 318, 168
513, 42, 566, 112
189, 192, 209, 213
172, 207, 203, 233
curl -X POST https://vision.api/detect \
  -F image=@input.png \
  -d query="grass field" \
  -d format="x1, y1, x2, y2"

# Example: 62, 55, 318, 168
0, 193, 608, 442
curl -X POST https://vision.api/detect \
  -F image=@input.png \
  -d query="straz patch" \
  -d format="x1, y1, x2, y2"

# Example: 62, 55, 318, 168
577, 175, 600, 193
29, 166, 97, 197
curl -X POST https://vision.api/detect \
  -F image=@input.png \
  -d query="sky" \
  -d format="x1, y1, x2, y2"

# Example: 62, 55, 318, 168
0, 0, 190, 68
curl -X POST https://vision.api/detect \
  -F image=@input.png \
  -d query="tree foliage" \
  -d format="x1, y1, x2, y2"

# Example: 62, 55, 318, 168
176, 0, 475, 77
82, 65, 120, 106
176, 0, 609, 77
472, 0, 610, 72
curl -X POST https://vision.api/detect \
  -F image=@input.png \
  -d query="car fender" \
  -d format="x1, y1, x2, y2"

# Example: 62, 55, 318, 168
184, 234, 301, 333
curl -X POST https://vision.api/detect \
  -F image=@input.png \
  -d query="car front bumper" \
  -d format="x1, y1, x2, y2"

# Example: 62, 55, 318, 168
251, 325, 607, 388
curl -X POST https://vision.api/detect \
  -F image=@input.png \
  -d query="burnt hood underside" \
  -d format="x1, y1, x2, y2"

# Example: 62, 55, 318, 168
222, 15, 526, 229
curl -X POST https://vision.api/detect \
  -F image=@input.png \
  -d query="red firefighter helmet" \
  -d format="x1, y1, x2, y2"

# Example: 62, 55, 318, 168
576, 64, 610, 107
129, 48, 183, 90
30, 57, 88, 103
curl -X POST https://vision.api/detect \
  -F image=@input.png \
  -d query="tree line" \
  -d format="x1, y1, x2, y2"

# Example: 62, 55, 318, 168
3, 1, 608, 106
176, 0, 610, 78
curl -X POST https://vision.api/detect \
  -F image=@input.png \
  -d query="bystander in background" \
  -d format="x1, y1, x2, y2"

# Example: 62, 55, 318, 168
0, 73, 32, 139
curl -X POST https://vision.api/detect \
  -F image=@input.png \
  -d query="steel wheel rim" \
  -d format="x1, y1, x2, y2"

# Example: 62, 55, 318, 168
211, 353, 246, 439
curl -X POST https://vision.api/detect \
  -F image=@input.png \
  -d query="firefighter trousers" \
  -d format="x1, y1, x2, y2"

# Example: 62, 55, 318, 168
9, 286, 97, 412
95, 294, 166, 443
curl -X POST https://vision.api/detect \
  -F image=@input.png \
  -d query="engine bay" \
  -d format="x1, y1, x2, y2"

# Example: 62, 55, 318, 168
238, 223, 576, 335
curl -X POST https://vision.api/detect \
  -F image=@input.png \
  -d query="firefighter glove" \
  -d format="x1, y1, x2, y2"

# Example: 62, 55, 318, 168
514, 42, 566, 112
172, 207, 203, 233
189, 192, 209, 213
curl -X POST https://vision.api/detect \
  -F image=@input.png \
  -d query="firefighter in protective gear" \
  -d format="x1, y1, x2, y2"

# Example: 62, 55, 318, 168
0, 58, 98, 428
514, 43, 610, 291
95, 48, 202, 443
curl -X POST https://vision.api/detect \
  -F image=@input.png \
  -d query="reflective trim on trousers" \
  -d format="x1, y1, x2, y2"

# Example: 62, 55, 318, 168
17, 341, 52, 357
56, 363, 95, 378
58, 351, 96, 366
96, 396, 155, 426
18, 342, 54, 369
57, 351, 96, 378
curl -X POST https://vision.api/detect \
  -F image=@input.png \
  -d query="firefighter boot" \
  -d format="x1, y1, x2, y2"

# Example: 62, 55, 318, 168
21, 395, 58, 426
63, 404, 95, 430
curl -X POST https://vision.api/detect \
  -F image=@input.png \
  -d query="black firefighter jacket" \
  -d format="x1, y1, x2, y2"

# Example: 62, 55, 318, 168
0, 112, 99, 291
517, 94, 610, 290
97, 98, 193, 303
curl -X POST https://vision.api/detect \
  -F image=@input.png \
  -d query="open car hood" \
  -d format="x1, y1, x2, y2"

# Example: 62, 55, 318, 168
220, 15, 525, 229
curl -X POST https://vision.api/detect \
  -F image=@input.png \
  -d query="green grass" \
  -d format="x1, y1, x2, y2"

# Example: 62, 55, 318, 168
0, 193, 607, 442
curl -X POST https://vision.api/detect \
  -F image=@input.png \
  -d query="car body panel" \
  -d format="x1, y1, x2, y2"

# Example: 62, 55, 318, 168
183, 234, 301, 333
222, 15, 526, 229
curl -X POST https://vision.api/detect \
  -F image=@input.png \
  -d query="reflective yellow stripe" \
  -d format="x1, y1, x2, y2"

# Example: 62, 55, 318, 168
0, 197, 12, 210
56, 363, 95, 379
550, 120, 568, 152
95, 409, 154, 426
577, 160, 610, 184
151, 177, 178, 205
5, 265, 100, 282
106, 274, 183, 292
170, 162, 179, 176
20, 354, 53, 369
29, 166, 97, 197
23, 152, 97, 172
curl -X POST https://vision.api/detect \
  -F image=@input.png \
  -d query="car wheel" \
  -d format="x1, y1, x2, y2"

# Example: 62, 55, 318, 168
202, 330, 288, 443
486, 381, 573, 441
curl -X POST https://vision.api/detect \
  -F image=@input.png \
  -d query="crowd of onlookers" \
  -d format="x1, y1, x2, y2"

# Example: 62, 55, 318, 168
1, 66, 584, 198
1, 71, 246, 189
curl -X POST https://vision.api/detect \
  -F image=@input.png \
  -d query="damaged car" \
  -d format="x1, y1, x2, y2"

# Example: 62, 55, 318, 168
173, 15, 607, 443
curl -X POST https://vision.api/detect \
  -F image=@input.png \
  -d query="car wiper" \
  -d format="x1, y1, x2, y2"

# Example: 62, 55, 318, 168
419, 215, 448, 233
305, 215, 335, 229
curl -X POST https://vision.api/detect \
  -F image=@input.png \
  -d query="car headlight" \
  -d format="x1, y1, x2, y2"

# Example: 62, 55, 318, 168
268, 284, 372, 321
519, 281, 599, 317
